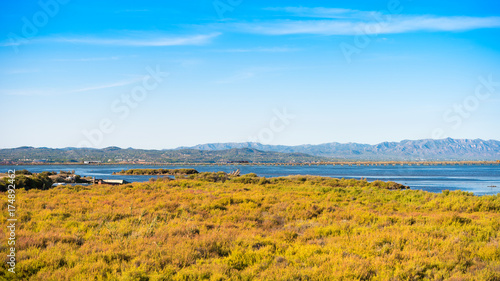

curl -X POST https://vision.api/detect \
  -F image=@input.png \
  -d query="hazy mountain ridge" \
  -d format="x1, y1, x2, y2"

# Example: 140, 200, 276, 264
0, 147, 326, 163
179, 138, 500, 160
1, 138, 499, 163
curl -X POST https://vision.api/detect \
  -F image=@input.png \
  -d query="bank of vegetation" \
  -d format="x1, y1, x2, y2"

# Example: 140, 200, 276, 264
0, 170, 93, 191
113, 169, 199, 176
1, 175, 500, 280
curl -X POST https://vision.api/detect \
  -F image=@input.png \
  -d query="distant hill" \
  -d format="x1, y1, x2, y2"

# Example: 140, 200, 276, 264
179, 138, 500, 161
0, 147, 325, 164
1, 138, 499, 163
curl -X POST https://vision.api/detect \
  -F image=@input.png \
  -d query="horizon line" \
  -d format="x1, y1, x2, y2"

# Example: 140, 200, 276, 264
2, 137, 499, 150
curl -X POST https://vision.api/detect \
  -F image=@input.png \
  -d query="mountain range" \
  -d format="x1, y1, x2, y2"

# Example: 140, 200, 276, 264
1, 138, 499, 163
178, 138, 500, 161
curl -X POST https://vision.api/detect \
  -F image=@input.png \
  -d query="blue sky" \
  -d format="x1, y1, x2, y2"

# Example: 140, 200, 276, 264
1, 0, 499, 149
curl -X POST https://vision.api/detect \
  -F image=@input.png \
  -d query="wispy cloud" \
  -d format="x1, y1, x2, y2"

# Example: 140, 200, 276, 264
50, 33, 220, 46
233, 8, 500, 35
67, 76, 144, 94
0, 89, 57, 97
215, 47, 300, 53
114, 9, 150, 13
2, 68, 40, 74
214, 66, 294, 84
265, 7, 378, 19
52, 56, 121, 62
0, 76, 144, 96
173, 58, 204, 68
1, 33, 221, 47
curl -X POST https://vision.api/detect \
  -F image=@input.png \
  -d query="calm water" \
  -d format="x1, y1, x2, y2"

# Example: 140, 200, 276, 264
2, 164, 500, 196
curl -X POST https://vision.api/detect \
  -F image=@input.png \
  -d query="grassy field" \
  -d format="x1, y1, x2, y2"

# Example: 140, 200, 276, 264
1, 174, 500, 280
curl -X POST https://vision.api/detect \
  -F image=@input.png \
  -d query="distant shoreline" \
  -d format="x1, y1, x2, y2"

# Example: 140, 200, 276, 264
2, 161, 499, 166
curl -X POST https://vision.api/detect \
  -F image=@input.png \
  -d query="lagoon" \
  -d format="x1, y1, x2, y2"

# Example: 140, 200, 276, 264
2, 164, 499, 196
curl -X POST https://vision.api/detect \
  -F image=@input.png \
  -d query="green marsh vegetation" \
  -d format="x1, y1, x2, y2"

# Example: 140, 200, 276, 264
114, 169, 199, 176
1, 174, 500, 280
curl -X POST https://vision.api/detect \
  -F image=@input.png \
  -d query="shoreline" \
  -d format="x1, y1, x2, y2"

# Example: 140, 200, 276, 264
2, 160, 500, 166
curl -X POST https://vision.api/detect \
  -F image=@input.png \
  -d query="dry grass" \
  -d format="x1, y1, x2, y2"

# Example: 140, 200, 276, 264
1, 175, 500, 280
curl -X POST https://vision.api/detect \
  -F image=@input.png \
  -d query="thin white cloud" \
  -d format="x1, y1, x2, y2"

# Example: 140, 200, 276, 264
0, 40, 23, 47
67, 76, 144, 94
0, 89, 57, 96
114, 9, 150, 13
52, 56, 120, 62
1, 76, 144, 96
50, 33, 221, 46
214, 66, 295, 84
233, 8, 500, 35
265, 7, 378, 19
1, 33, 220, 47
173, 58, 203, 68
2, 68, 40, 74
215, 47, 300, 53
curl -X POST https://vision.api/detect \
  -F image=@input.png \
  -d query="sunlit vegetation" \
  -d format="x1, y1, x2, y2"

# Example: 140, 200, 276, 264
0, 171, 91, 192
0, 173, 53, 192
15, 170, 33, 176
114, 169, 199, 176
1, 175, 500, 280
